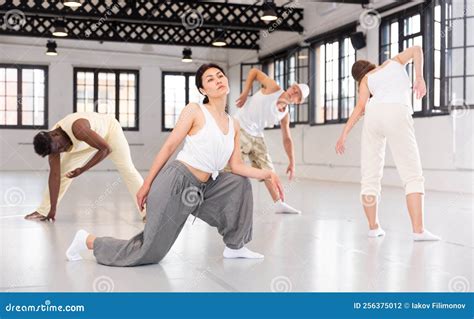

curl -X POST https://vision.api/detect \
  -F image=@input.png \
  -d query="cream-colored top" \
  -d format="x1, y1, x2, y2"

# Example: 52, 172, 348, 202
52, 112, 115, 153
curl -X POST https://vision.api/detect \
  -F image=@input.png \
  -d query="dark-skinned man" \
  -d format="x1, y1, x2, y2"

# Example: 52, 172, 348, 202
25, 112, 146, 222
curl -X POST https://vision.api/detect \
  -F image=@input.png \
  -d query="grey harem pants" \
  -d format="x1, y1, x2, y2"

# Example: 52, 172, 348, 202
93, 160, 254, 267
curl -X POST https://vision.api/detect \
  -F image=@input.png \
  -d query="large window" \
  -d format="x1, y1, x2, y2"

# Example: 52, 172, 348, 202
260, 46, 311, 125
380, 7, 424, 113
444, 0, 474, 108
0, 64, 47, 129
312, 30, 356, 124
74, 68, 139, 130
162, 72, 201, 131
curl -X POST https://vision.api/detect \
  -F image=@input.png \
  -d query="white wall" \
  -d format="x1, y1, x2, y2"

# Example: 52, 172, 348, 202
1, 0, 472, 194
0, 37, 229, 171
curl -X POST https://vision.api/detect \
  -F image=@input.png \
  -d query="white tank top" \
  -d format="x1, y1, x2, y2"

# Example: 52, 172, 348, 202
52, 112, 115, 153
235, 88, 288, 137
176, 104, 235, 180
367, 60, 413, 113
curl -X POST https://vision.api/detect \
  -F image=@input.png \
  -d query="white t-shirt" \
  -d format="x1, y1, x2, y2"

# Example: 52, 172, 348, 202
235, 88, 288, 137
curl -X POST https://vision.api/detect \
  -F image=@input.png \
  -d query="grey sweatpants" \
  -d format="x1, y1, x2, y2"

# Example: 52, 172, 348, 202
93, 160, 254, 267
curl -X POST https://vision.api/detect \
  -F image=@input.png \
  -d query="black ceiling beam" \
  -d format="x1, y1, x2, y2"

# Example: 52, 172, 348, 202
0, 0, 307, 49
0, 14, 261, 50
308, 0, 370, 4
0, 0, 304, 32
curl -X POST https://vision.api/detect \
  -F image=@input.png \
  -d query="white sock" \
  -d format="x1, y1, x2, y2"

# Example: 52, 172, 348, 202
273, 200, 301, 214
223, 246, 264, 259
413, 229, 441, 241
368, 227, 385, 238
66, 229, 89, 261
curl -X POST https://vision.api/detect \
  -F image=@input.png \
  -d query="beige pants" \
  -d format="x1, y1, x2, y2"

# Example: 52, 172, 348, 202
36, 120, 145, 217
361, 102, 424, 197
224, 128, 274, 175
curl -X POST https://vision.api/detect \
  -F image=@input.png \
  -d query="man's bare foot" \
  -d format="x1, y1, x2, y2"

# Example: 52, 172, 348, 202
24, 212, 45, 220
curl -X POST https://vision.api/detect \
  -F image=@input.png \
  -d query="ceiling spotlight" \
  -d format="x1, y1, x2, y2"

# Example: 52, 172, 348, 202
46, 40, 58, 56
261, 0, 278, 21
63, 0, 82, 8
212, 29, 227, 47
52, 19, 68, 37
182, 48, 192, 63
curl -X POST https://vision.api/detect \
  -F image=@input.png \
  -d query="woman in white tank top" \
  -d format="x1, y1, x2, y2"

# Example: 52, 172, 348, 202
66, 64, 285, 266
333, 46, 440, 242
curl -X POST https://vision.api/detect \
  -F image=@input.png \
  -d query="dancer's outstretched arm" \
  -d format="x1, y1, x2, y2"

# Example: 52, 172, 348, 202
65, 119, 112, 178
393, 45, 426, 99
228, 119, 285, 200
280, 113, 295, 180
335, 78, 371, 155
236, 68, 280, 108
137, 103, 199, 210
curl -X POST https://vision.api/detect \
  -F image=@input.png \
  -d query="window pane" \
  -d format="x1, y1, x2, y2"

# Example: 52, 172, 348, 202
466, 48, 474, 75
449, 48, 464, 76
23, 69, 33, 82
315, 44, 325, 124
6, 82, 16, 96
6, 111, 17, 125
164, 74, 186, 129
381, 24, 390, 45
23, 111, 33, 125
23, 82, 33, 97
466, 77, 474, 105
451, 19, 464, 47
6, 96, 17, 110
468, 18, 474, 46
6, 68, 17, 82
434, 78, 440, 107
390, 22, 399, 44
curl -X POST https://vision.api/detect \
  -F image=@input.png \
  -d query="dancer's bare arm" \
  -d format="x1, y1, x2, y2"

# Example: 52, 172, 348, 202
236, 68, 280, 107
42, 153, 61, 220
392, 45, 426, 99
280, 113, 295, 180
66, 119, 112, 178
228, 119, 284, 200
335, 78, 371, 155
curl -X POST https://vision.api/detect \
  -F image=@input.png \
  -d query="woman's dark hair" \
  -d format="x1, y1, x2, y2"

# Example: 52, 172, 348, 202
195, 63, 226, 104
33, 131, 53, 157
351, 60, 376, 83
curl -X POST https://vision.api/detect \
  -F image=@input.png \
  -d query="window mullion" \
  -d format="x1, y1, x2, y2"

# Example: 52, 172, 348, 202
17, 66, 22, 126
115, 71, 119, 122
93, 71, 98, 112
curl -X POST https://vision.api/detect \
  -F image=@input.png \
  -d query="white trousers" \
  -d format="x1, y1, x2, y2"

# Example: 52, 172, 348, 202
36, 120, 145, 217
360, 102, 425, 197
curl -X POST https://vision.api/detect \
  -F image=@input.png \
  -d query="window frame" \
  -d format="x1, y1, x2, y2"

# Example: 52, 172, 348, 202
308, 25, 357, 126
73, 67, 140, 131
379, 3, 450, 117
161, 71, 196, 132
0, 63, 48, 129
443, 0, 474, 110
